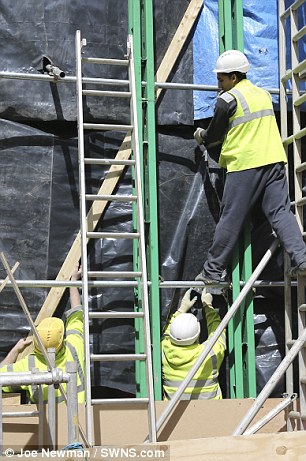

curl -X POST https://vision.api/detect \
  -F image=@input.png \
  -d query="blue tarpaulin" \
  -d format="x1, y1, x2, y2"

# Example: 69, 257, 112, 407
193, 0, 306, 120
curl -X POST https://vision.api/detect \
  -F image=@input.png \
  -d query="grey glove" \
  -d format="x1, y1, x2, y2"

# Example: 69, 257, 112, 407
178, 289, 198, 313
201, 289, 213, 308
194, 127, 205, 145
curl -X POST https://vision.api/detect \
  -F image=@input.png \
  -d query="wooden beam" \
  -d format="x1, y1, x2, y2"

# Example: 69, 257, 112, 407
155, 0, 204, 98
156, 431, 306, 461
19, 0, 204, 357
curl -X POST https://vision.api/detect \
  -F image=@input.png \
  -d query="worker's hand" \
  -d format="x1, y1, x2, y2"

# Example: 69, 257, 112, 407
12, 337, 33, 354
201, 289, 213, 308
193, 127, 205, 145
71, 263, 82, 281
178, 288, 198, 313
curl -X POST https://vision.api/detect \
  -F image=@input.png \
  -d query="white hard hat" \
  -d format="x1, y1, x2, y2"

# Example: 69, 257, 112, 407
169, 313, 200, 346
213, 49, 250, 74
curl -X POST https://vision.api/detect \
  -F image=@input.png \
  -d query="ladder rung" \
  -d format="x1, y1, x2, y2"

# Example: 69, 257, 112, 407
90, 354, 146, 362
87, 271, 142, 278
91, 398, 149, 405
288, 410, 301, 419
82, 57, 129, 66
287, 339, 306, 347
87, 232, 139, 239
84, 158, 135, 166
85, 194, 137, 202
296, 196, 306, 207
289, 411, 306, 421
83, 123, 133, 131
2, 411, 39, 418
89, 312, 144, 319
82, 89, 131, 98
296, 162, 306, 173
291, 411, 306, 421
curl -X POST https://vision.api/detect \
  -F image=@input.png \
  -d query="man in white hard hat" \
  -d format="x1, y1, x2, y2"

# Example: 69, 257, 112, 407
194, 49, 306, 285
161, 289, 226, 400
0, 265, 85, 403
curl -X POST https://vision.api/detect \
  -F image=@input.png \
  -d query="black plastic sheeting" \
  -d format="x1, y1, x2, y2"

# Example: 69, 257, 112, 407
0, 0, 294, 397
0, 118, 291, 397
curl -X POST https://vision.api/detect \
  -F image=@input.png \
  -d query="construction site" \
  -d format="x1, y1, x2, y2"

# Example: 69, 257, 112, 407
0, 0, 305, 459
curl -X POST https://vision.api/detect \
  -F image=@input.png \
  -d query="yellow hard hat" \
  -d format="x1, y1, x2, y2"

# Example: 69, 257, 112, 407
34, 317, 64, 353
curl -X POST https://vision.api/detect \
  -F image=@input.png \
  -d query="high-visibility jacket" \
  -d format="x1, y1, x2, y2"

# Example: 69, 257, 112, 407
0, 306, 85, 403
161, 307, 226, 400
219, 79, 287, 172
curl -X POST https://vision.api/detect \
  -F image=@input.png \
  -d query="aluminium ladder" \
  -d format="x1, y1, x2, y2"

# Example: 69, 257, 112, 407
75, 30, 156, 445
279, 0, 306, 431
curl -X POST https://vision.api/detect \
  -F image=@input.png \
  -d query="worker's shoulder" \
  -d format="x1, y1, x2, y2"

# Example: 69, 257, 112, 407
218, 91, 236, 104
65, 305, 83, 320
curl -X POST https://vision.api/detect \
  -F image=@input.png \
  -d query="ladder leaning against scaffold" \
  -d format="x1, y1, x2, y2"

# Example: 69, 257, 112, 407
279, 0, 306, 431
75, 29, 157, 445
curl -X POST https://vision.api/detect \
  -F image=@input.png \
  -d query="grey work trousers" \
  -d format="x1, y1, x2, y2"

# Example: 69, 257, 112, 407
203, 162, 306, 278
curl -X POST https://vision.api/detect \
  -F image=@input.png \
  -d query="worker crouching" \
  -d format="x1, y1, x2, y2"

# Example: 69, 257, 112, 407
161, 289, 226, 400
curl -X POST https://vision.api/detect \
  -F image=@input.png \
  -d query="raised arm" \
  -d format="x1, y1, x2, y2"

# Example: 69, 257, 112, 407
0, 337, 32, 366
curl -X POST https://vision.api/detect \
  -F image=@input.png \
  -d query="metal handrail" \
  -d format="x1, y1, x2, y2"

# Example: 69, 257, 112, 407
233, 328, 306, 435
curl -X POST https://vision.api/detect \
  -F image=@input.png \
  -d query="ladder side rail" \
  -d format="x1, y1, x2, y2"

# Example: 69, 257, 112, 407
128, 34, 157, 444
290, 3, 306, 430
243, 393, 298, 435
233, 327, 306, 435
75, 29, 93, 446
279, 0, 295, 401
48, 349, 56, 450
66, 362, 79, 445
154, 239, 279, 436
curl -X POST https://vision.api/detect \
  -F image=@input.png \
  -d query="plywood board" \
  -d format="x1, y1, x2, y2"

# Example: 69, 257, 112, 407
2, 399, 288, 450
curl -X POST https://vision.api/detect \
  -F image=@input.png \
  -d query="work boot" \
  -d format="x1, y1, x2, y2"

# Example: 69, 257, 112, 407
195, 270, 217, 285
195, 270, 231, 295
195, 269, 230, 285
291, 261, 306, 277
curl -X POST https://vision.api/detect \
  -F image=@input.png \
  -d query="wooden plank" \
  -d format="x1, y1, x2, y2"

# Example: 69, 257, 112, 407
92, 398, 287, 446
6, 432, 306, 461
20, 0, 204, 357
155, 0, 204, 98
156, 431, 306, 461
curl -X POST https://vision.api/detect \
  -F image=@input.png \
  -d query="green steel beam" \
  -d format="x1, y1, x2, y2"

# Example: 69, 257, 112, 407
232, 0, 244, 51
141, 0, 162, 400
128, 0, 162, 400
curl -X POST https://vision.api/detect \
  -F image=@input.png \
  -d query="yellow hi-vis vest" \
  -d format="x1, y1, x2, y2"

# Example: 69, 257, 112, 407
161, 310, 226, 400
0, 307, 85, 403
219, 79, 287, 172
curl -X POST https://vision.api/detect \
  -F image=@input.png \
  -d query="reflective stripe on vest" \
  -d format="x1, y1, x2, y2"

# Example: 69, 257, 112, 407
66, 342, 85, 395
66, 329, 83, 338
164, 386, 221, 400
163, 378, 217, 388
228, 88, 274, 130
